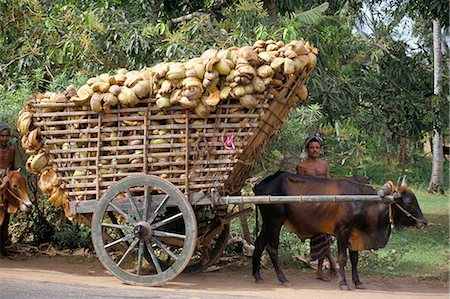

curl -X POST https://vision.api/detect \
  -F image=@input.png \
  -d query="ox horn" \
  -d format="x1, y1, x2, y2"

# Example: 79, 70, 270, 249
396, 177, 402, 188
401, 175, 407, 186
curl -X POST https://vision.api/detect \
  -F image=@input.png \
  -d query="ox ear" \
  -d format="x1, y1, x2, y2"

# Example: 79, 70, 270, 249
0, 208, 5, 226
7, 201, 19, 214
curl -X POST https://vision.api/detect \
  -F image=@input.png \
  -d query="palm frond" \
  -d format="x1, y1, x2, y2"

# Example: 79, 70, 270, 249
294, 2, 330, 25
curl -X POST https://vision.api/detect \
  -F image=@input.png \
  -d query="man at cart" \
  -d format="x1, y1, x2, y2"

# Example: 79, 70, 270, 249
0, 124, 16, 255
296, 134, 337, 281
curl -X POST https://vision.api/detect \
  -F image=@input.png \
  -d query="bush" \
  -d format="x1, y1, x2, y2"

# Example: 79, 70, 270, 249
11, 197, 92, 250
358, 248, 402, 272
52, 222, 91, 250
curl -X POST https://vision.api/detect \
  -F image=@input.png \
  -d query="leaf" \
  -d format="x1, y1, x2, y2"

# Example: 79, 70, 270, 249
295, 2, 330, 25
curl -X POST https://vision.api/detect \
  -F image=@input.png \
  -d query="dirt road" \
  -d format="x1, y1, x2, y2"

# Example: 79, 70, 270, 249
0, 254, 448, 299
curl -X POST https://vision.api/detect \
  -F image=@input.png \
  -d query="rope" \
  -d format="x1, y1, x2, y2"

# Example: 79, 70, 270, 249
1, 172, 26, 206
388, 203, 394, 227
6, 186, 22, 202
379, 180, 420, 226
393, 201, 420, 222
386, 193, 420, 227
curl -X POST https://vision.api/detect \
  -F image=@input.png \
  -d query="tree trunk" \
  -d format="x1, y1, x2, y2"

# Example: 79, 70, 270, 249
263, 0, 276, 22
427, 20, 444, 194
335, 120, 341, 142
384, 128, 393, 164
428, 129, 444, 193
398, 136, 408, 166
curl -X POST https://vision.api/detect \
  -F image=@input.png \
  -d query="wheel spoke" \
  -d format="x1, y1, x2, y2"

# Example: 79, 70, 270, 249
151, 212, 183, 229
126, 188, 141, 221
151, 237, 178, 261
104, 234, 135, 249
153, 230, 186, 239
117, 238, 139, 267
101, 222, 133, 231
147, 194, 170, 224
137, 241, 144, 275
144, 240, 162, 274
141, 186, 150, 221
109, 202, 136, 225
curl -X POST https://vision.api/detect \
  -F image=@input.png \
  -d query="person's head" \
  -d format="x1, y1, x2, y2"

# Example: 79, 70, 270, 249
304, 134, 322, 159
0, 124, 11, 148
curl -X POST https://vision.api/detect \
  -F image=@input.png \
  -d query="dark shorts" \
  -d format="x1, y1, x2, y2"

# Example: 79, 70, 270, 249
310, 234, 333, 261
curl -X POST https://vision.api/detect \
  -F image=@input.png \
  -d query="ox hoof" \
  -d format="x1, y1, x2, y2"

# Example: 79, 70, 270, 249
339, 284, 352, 291
255, 279, 264, 284
316, 275, 331, 282
354, 283, 365, 289
281, 281, 292, 287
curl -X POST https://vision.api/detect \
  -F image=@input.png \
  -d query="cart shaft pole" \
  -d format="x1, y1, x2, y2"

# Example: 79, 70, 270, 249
70, 194, 394, 215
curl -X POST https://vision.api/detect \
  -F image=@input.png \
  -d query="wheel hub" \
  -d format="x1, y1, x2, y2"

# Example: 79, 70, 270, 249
133, 221, 152, 241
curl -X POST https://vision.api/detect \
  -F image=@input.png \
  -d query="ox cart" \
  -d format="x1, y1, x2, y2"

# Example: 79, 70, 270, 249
17, 39, 393, 286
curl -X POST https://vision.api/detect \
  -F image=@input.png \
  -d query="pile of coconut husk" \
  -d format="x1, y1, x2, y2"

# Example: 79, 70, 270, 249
17, 39, 317, 217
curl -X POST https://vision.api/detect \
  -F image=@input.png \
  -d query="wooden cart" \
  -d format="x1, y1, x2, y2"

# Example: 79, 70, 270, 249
21, 71, 393, 286
19, 61, 316, 286
19, 40, 392, 286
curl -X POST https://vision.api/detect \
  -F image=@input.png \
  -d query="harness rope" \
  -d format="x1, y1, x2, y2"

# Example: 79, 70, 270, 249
0, 171, 25, 205
388, 203, 394, 226
386, 195, 421, 227
6, 186, 22, 202
380, 180, 420, 226
392, 201, 421, 222
365, 180, 420, 225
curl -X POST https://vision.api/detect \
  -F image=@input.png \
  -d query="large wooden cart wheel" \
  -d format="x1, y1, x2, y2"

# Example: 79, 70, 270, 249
91, 175, 197, 286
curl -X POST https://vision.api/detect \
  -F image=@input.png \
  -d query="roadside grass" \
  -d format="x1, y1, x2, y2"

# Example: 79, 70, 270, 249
230, 188, 449, 282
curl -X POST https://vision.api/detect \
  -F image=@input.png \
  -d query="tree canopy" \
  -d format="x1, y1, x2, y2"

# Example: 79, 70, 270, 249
0, 0, 448, 174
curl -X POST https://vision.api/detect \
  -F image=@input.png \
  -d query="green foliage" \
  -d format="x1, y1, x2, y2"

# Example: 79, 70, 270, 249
235, 0, 267, 18
293, 2, 330, 25
404, 0, 449, 29
52, 222, 91, 250
28, 206, 56, 245
358, 248, 402, 272
277, 228, 311, 264
1, 1, 165, 81
269, 104, 324, 155
1, 0, 337, 86
11, 190, 57, 245
0, 72, 40, 126
11, 190, 92, 250
0, 70, 91, 137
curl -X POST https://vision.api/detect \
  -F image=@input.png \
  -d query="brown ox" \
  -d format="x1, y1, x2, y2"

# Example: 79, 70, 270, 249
252, 171, 427, 290
0, 170, 32, 256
